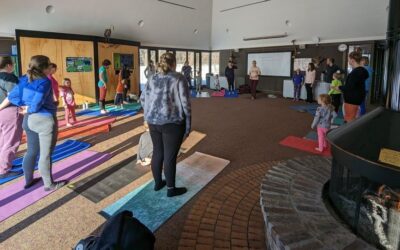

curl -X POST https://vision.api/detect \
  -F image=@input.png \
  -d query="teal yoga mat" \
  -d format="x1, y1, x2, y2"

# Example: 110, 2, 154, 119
101, 152, 230, 232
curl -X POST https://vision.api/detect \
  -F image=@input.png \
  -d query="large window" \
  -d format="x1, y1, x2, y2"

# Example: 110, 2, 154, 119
150, 50, 156, 64
201, 52, 210, 84
188, 52, 195, 86
139, 49, 149, 89
158, 50, 167, 62
211, 52, 220, 75
176, 51, 187, 73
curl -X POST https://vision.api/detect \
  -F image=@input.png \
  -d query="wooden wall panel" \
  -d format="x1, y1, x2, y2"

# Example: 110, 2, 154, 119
97, 42, 140, 101
19, 37, 96, 104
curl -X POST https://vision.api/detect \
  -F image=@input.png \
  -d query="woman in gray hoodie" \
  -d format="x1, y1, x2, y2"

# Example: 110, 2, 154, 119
141, 52, 191, 197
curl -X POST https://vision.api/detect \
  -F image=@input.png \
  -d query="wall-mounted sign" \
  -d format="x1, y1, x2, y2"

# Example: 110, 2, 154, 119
66, 57, 93, 72
113, 53, 134, 70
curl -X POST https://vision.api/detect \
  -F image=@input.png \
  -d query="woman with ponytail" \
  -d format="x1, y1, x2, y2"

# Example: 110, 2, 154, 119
0, 56, 23, 179
1, 55, 67, 190
140, 52, 191, 197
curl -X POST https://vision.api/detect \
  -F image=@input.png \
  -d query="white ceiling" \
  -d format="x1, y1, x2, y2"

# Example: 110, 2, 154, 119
0, 0, 390, 50
0, 0, 213, 50
211, 0, 390, 50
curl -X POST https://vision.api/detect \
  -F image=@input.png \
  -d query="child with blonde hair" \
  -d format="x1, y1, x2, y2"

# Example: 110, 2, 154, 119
311, 94, 337, 153
60, 78, 76, 127
328, 72, 343, 112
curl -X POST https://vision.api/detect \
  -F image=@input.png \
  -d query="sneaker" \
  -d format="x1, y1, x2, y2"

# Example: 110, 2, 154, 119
0, 170, 23, 179
44, 180, 68, 191
315, 148, 323, 153
167, 187, 187, 197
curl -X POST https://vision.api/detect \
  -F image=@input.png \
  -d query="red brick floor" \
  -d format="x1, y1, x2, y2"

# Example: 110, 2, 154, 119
177, 162, 275, 249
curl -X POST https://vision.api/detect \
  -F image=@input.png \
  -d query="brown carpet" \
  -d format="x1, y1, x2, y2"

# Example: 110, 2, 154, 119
154, 93, 312, 249
0, 93, 313, 249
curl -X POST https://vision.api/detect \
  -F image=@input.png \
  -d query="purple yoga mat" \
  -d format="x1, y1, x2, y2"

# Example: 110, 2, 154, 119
0, 150, 112, 222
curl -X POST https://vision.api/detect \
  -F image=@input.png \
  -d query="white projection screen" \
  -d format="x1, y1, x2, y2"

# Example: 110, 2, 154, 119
247, 52, 292, 77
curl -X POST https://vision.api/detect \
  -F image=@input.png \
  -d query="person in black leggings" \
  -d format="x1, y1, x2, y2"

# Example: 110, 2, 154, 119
225, 61, 235, 93
140, 52, 191, 197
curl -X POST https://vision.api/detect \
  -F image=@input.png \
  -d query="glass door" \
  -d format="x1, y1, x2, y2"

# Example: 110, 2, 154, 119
139, 48, 149, 90
176, 51, 187, 73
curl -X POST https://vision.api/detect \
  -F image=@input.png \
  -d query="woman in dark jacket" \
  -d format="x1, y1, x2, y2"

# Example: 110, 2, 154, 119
338, 52, 369, 122
225, 61, 236, 94
140, 52, 191, 197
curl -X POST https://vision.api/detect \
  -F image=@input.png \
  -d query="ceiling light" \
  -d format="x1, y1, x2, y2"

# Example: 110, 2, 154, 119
45, 5, 55, 14
194, 29, 199, 34
243, 33, 288, 41
285, 20, 292, 27
138, 20, 144, 27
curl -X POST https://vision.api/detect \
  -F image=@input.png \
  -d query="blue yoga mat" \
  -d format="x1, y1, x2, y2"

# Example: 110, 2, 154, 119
101, 152, 229, 232
0, 140, 91, 185
224, 90, 239, 98
76, 109, 138, 117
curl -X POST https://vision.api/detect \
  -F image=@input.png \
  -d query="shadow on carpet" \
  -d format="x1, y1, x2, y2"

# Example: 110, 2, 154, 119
101, 152, 230, 232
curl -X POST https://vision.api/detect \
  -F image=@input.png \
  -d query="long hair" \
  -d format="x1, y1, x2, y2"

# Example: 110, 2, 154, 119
158, 52, 176, 75
307, 62, 315, 72
27, 55, 50, 82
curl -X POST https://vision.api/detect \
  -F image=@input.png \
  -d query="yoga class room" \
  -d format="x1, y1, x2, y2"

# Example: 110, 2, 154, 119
1, 0, 400, 249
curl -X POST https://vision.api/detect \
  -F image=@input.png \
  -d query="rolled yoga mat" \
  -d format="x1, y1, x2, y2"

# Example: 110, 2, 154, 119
0, 150, 112, 222
0, 140, 91, 185
69, 155, 150, 203
101, 152, 230, 232
279, 135, 331, 157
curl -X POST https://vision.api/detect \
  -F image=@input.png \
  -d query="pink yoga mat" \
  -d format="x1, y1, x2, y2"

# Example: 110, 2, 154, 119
58, 116, 116, 128
0, 150, 112, 222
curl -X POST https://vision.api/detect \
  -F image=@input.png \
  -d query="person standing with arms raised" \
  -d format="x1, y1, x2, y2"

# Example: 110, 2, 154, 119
140, 52, 191, 197
248, 60, 261, 100
98, 59, 111, 114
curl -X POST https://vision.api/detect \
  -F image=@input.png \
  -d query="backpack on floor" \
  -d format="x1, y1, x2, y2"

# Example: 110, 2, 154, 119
74, 210, 155, 250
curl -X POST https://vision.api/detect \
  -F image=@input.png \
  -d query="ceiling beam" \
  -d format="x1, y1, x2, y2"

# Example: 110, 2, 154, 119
220, 0, 270, 13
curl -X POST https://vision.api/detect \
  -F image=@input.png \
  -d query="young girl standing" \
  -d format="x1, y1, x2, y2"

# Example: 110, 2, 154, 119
98, 59, 111, 114
292, 69, 304, 101
304, 63, 316, 103
60, 78, 76, 127
311, 94, 337, 153
0, 56, 23, 179
328, 72, 343, 113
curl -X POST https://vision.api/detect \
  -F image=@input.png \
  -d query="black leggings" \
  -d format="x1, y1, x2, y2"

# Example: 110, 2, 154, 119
227, 78, 235, 91
149, 123, 186, 188
330, 94, 342, 113
305, 83, 313, 103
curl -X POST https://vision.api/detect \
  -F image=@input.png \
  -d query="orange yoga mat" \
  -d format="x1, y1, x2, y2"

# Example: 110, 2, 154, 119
21, 118, 115, 144
279, 135, 332, 157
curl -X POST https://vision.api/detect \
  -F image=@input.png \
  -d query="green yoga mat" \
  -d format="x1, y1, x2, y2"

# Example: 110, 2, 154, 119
69, 156, 150, 203
89, 103, 141, 111
101, 152, 230, 232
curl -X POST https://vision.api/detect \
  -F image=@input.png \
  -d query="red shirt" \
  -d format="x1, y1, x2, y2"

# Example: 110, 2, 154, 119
48, 75, 60, 100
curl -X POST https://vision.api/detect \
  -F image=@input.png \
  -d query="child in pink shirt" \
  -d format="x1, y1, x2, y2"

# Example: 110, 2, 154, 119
60, 78, 76, 127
